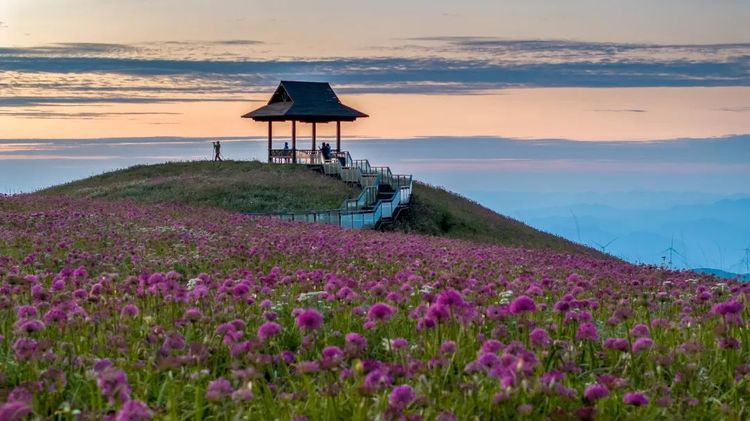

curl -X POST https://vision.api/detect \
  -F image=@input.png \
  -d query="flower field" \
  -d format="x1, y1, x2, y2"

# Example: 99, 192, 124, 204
0, 195, 748, 420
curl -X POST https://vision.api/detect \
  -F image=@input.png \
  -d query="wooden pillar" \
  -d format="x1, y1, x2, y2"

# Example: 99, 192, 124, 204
267, 121, 272, 163
336, 120, 341, 152
312, 122, 317, 151
291, 120, 297, 164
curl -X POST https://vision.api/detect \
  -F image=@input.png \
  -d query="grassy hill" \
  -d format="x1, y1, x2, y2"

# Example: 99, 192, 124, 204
40, 161, 359, 213
40, 160, 607, 258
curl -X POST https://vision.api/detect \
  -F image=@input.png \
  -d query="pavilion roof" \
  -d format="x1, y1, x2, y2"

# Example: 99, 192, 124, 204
242, 81, 368, 123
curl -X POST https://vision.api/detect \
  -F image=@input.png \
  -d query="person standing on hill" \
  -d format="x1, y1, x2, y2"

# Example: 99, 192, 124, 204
213, 140, 223, 162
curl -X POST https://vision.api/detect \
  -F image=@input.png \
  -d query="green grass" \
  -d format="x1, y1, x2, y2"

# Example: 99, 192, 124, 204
385, 182, 608, 258
40, 160, 360, 213
40, 160, 606, 257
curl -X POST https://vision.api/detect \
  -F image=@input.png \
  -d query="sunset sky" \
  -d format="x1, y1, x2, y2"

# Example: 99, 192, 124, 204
2, 0, 750, 140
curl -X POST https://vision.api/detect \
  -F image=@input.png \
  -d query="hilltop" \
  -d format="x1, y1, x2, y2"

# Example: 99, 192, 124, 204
40, 160, 606, 258
40, 161, 359, 213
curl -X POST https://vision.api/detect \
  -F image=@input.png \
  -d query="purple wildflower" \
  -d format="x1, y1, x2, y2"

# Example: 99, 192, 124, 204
509, 295, 537, 314
14, 319, 45, 335
367, 302, 396, 322
232, 389, 254, 402
116, 400, 153, 421
529, 328, 551, 348
15, 305, 38, 319
481, 339, 504, 353
719, 336, 741, 349
12, 337, 38, 361
295, 308, 323, 331
96, 368, 131, 405
712, 299, 744, 316
576, 322, 599, 341
363, 369, 392, 392
632, 337, 654, 353
0, 401, 31, 421
184, 307, 202, 321
584, 383, 609, 401
345, 332, 368, 354
440, 340, 457, 354
389, 385, 416, 411
436, 412, 457, 421
43, 308, 67, 325
630, 323, 650, 338
436, 289, 465, 308
206, 377, 233, 401
623, 391, 649, 406
603, 338, 629, 352
391, 338, 408, 349
257, 322, 282, 341
121, 304, 140, 318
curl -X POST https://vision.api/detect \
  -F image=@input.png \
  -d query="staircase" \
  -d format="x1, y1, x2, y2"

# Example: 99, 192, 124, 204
255, 151, 413, 229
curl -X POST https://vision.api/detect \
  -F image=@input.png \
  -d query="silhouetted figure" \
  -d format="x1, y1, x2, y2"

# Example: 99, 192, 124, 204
321, 142, 332, 160
213, 141, 223, 161
284, 142, 289, 151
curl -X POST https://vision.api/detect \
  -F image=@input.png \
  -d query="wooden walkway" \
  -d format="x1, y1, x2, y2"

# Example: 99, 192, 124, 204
255, 150, 413, 229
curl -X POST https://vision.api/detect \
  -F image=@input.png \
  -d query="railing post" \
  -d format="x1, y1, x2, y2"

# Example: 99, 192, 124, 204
292, 120, 297, 164
312, 122, 317, 153
336, 120, 341, 152
268, 121, 273, 163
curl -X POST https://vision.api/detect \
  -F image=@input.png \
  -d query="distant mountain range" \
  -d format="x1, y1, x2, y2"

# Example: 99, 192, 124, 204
494, 197, 750, 272
692, 268, 750, 281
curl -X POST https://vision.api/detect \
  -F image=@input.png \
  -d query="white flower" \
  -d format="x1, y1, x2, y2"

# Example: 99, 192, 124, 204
419, 285, 434, 294
297, 291, 326, 302
498, 290, 514, 305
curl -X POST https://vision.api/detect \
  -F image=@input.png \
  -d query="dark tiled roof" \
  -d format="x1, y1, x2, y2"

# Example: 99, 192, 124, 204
242, 81, 368, 122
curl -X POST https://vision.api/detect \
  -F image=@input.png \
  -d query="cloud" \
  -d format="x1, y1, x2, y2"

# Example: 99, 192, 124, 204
211, 40, 263, 45
593, 109, 647, 113
1, 39, 748, 107
0, 43, 139, 56
716, 106, 750, 112
0, 110, 182, 119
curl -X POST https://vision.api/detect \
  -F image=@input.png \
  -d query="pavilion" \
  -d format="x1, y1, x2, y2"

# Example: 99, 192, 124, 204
242, 81, 368, 164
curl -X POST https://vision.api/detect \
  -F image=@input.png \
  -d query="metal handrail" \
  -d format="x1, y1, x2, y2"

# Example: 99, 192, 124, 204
253, 150, 411, 229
